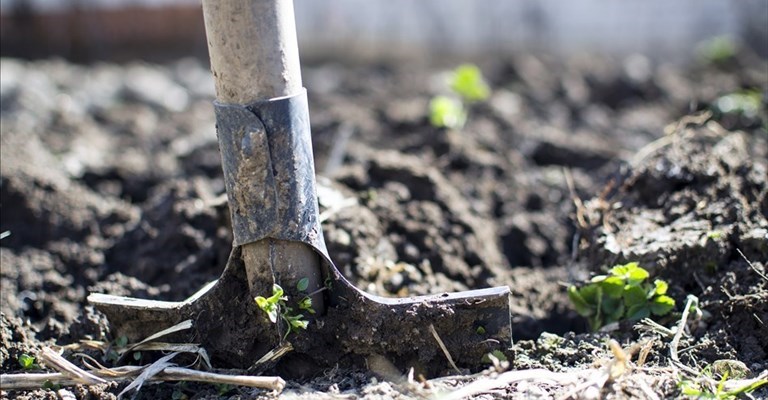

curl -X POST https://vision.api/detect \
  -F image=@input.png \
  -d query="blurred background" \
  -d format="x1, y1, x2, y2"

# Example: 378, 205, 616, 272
1, 0, 767, 63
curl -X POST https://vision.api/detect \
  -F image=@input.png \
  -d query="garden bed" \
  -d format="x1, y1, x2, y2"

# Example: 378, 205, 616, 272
1, 50, 766, 398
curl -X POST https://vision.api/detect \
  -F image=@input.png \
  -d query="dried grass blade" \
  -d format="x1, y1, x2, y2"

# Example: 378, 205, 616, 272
128, 320, 193, 351
118, 352, 178, 399
132, 342, 212, 370
428, 324, 460, 374
441, 368, 582, 400
40, 347, 106, 385
117, 320, 193, 364
248, 342, 293, 373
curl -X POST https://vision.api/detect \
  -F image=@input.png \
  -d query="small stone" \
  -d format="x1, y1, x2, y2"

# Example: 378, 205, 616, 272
57, 388, 77, 400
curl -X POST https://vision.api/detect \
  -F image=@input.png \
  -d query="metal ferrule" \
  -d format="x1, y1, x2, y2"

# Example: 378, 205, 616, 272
214, 89, 328, 257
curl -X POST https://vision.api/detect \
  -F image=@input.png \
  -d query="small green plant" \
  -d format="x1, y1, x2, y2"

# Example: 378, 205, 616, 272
680, 373, 767, 399
215, 383, 235, 396
105, 335, 129, 363
115, 335, 129, 348
481, 350, 508, 364
296, 277, 309, 292
429, 96, 466, 129
18, 354, 38, 370
697, 36, 738, 65
568, 262, 675, 331
450, 64, 491, 103
255, 284, 285, 324
429, 64, 490, 129
713, 90, 762, 119
255, 281, 313, 340
706, 230, 725, 241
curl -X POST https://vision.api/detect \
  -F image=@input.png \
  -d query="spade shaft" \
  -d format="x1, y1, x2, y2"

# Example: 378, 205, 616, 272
89, 0, 513, 375
201, 0, 325, 331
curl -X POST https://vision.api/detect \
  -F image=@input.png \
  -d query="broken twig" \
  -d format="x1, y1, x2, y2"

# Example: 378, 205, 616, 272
737, 248, 767, 282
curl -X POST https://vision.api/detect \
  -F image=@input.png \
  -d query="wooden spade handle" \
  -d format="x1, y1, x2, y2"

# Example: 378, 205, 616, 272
201, 0, 303, 103
201, 0, 324, 315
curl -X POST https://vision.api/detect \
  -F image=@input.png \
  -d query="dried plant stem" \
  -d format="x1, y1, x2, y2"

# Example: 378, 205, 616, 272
40, 347, 106, 386
0, 367, 285, 392
428, 324, 461, 374
441, 368, 583, 400
670, 295, 697, 364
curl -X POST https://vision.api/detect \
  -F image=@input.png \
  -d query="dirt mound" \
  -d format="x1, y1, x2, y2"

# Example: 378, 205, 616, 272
580, 120, 768, 368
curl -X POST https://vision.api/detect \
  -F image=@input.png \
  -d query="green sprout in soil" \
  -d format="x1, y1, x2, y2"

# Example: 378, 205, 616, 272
679, 372, 767, 400
481, 350, 508, 364
215, 383, 235, 396
105, 335, 129, 363
450, 64, 491, 102
18, 354, 38, 370
568, 262, 676, 331
706, 230, 725, 241
430, 96, 467, 129
429, 64, 490, 129
255, 281, 313, 340
712, 90, 762, 119
696, 36, 738, 65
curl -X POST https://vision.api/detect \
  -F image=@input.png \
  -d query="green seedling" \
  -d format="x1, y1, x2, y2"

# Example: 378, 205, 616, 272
429, 64, 490, 129
18, 354, 38, 370
430, 96, 466, 129
255, 284, 287, 324
481, 350, 508, 364
105, 335, 129, 363
298, 296, 315, 314
680, 372, 767, 400
296, 277, 310, 292
450, 64, 491, 103
215, 383, 235, 396
255, 283, 313, 340
115, 335, 129, 348
706, 230, 725, 241
696, 36, 738, 65
713, 90, 762, 119
568, 262, 675, 331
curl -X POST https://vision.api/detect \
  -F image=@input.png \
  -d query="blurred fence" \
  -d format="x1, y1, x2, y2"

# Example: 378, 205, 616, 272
1, 0, 766, 62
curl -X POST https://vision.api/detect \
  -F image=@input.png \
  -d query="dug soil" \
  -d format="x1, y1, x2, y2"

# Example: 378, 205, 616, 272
1, 50, 766, 399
